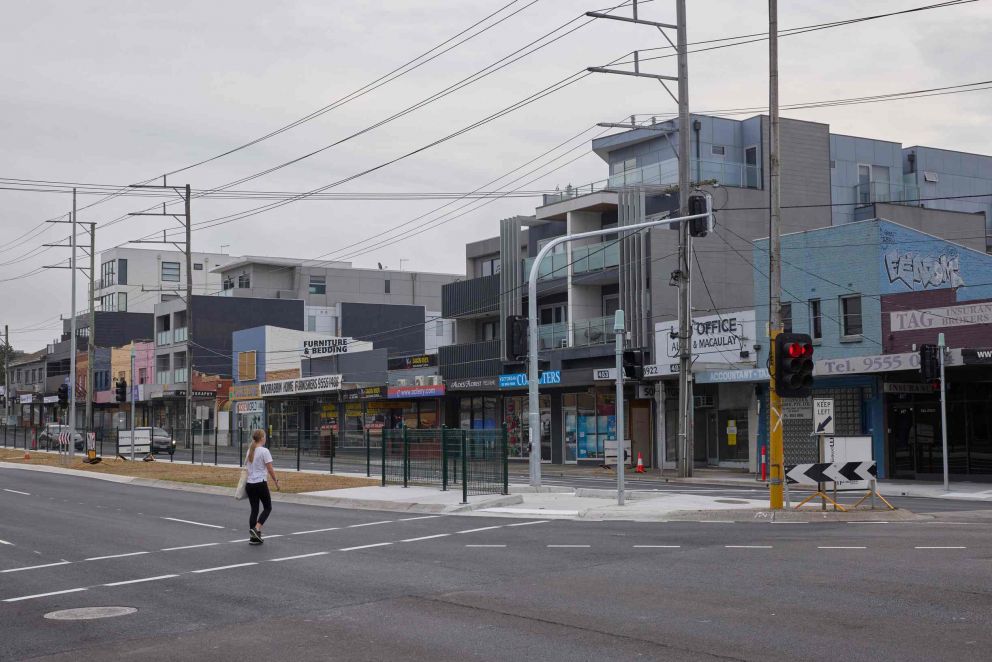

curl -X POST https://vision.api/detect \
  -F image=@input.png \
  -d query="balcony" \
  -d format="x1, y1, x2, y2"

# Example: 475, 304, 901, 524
572, 242, 619, 275
156, 330, 172, 346
537, 323, 568, 351
541, 157, 761, 205
442, 273, 499, 319
538, 316, 618, 351
173, 368, 188, 383
156, 371, 170, 385
853, 181, 920, 206
173, 327, 188, 343
522, 252, 569, 281
439, 339, 501, 380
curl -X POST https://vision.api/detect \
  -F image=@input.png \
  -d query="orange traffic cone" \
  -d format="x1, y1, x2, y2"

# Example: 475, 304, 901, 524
635, 452, 645, 473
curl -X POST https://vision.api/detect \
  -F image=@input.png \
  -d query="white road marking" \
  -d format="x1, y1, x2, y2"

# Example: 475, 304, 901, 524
290, 527, 339, 535
397, 516, 442, 522
847, 521, 889, 524
769, 521, 808, 525
633, 545, 681, 548
347, 520, 393, 528
2, 561, 71, 573
401, 533, 451, 543
105, 574, 178, 586
725, 545, 773, 549
161, 517, 224, 529
0, 539, 13, 546
2, 488, 30, 496
340, 542, 393, 551
547, 545, 590, 548
192, 563, 257, 574
697, 521, 736, 524
262, 534, 284, 539
3, 587, 87, 603
161, 543, 220, 552
915, 546, 967, 550
269, 552, 330, 562
506, 520, 549, 527
466, 544, 507, 548
456, 526, 504, 534
818, 546, 867, 550
85, 551, 150, 561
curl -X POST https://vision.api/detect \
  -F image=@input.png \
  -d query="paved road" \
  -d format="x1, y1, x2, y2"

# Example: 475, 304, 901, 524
1, 467, 990, 661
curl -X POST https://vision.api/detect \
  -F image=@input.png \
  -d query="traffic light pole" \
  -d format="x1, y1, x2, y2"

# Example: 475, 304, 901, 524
768, 330, 784, 509
130, 346, 136, 462
614, 310, 626, 506
767, 0, 784, 510
526, 211, 710, 487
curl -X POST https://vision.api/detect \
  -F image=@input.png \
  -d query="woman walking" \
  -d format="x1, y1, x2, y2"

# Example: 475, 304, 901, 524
245, 429, 280, 545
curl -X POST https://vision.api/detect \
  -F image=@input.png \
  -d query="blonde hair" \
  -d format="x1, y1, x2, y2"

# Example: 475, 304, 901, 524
247, 429, 265, 463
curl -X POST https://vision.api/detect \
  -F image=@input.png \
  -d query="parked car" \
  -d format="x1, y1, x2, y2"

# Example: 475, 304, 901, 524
136, 427, 176, 454
37, 424, 83, 452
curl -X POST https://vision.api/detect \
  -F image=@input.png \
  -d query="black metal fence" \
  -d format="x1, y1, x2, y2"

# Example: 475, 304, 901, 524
0, 424, 508, 499
372, 427, 509, 501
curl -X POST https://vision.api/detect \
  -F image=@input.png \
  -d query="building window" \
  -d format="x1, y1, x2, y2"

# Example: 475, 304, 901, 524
610, 159, 636, 175
222, 277, 234, 291
193, 263, 203, 271
161, 294, 179, 303
711, 145, 726, 156
840, 294, 863, 338
237, 273, 250, 288
138, 367, 147, 385
238, 351, 257, 382
161, 262, 180, 282
101, 260, 116, 287
781, 302, 793, 334
809, 299, 822, 341
384, 279, 390, 294
117, 292, 127, 312
480, 257, 500, 277
308, 275, 326, 295
602, 294, 620, 319
482, 321, 498, 341
118, 258, 127, 285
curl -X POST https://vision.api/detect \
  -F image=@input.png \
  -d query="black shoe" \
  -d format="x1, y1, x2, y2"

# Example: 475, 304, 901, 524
248, 539, 262, 545
249, 528, 261, 543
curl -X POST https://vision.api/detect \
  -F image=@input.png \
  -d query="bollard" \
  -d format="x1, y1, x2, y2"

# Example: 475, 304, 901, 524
502, 424, 509, 496
214, 425, 218, 466
239, 429, 244, 467
380, 430, 386, 486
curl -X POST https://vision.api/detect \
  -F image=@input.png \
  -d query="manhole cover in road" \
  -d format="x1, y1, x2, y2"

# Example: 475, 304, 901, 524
44, 607, 137, 621
715, 499, 750, 505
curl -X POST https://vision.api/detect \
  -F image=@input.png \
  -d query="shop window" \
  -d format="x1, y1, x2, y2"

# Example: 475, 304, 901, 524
504, 395, 550, 461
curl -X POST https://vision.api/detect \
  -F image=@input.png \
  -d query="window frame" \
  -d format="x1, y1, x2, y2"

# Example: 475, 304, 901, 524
808, 298, 822, 342
840, 294, 863, 340
238, 351, 257, 382
161, 261, 181, 282
308, 274, 326, 295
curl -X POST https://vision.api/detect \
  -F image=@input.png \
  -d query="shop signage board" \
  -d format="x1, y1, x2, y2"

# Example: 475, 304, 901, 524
781, 397, 813, 420
695, 368, 769, 384
341, 385, 387, 401
301, 337, 372, 358
260, 374, 343, 397
890, 302, 992, 332
19, 394, 33, 404
498, 371, 561, 389
814, 350, 962, 376
883, 382, 933, 394
388, 354, 437, 370
962, 348, 992, 365
231, 383, 261, 400
654, 311, 756, 375
813, 398, 834, 435
447, 377, 498, 391
43, 395, 58, 404
236, 400, 264, 414
387, 384, 445, 398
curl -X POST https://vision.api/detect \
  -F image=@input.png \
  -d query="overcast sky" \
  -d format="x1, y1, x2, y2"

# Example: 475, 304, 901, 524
1, 0, 989, 349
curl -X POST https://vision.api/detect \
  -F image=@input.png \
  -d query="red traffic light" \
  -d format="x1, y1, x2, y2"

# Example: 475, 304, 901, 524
786, 343, 802, 358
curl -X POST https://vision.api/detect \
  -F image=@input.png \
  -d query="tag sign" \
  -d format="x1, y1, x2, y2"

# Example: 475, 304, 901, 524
813, 398, 835, 435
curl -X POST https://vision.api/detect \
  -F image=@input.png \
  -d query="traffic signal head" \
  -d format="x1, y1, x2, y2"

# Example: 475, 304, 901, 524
506, 315, 529, 360
919, 344, 940, 382
115, 379, 128, 403
687, 192, 714, 238
57, 383, 69, 406
622, 349, 644, 380
774, 332, 814, 398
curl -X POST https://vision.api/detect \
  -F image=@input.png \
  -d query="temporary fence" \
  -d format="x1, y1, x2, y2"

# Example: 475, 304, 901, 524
0, 424, 509, 499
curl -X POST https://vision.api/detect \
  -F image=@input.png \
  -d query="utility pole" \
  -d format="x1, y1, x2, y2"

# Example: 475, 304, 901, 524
586, 0, 693, 476
128, 181, 193, 452
938, 333, 949, 491
767, 0, 785, 509
3, 325, 8, 423
86, 223, 95, 435
69, 189, 78, 459
130, 345, 137, 462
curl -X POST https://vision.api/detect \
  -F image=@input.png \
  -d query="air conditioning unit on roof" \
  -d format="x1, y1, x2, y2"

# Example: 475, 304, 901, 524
414, 376, 428, 386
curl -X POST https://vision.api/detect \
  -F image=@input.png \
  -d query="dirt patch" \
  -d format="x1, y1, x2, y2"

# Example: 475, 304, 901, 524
0, 449, 376, 493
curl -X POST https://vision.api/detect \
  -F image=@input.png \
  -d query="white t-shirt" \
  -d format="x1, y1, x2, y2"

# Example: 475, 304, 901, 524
246, 446, 273, 484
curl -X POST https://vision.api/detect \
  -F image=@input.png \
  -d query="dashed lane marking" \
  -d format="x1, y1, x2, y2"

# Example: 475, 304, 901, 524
915, 546, 967, 549
401, 534, 451, 543
85, 552, 150, 561
547, 545, 590, 548
847, 521, 889, 524
192, 563, 257, 574
161, 543, 221, 552
3, 588, 87, 603
339, 542, 393, 551
347, 520, 393, 528
456, 526, 504, 534
2, 561, 71, 573
269, 552, 330, 562
104, 574, 178, 587
633, 545, 681, 548
466, 544, 506, 548
290, 527, 339, 535
3, 488, 30, 496
161, 517, 225, 529
397, 516, 442, 522
818, 546, 867, 550
0, 539, 13, 546
725, 545, 773, 549
505, 520, 550, 527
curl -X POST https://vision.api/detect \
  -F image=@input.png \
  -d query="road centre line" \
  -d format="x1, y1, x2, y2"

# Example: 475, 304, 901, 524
104, 574, 178, 587
915, 546, 967, 549
192, 563, 257, 574
2, 488, 30, 495
2, 561, 71, 573
725, 545, 773, 549
818, 546, 867, 549
85, 551, 149, 561
161, 543, 221, 551
339, 542, 394, 551
347, 520, 393, 528
401, 533, 451, 543
3, 588, 87, 603
633, 545, 681, 548
290, 527, 339, 535
161, 517, 225, 529
456, 526, 504, 534
397, 516, 442, 522
269, 552, 330, 562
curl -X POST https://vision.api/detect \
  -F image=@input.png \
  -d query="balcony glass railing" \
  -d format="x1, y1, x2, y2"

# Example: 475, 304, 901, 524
173, 327, 188, 343
572, 242, 620, 275
537, 323, 569, 351
542, 157, 761, 205
173, 368, 188, 383
156, 330, 172, 346
572, 316, 617, 347
853, 181, 921, 206
522, 252, 569, 281
156, 371, 170, 385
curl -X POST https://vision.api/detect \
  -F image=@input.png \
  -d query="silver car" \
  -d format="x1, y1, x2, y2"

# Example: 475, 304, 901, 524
38, 424, 83, 452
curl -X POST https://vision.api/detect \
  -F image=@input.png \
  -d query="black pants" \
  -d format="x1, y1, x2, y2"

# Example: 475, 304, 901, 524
246, 481, 272, 530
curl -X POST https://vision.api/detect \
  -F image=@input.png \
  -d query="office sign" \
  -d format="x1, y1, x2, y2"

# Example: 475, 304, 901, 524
388, 354, 437, 370
302, 337, 372, 358
498, 371, 561, 389
260, 374, 343, 397
654, 311, 756, 375
231, 383, 261, 400
236, 400, 264, 414
695, 368, 770, 384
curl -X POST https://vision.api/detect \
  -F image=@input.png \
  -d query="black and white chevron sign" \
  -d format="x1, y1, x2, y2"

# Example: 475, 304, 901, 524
785, 461, 876, 485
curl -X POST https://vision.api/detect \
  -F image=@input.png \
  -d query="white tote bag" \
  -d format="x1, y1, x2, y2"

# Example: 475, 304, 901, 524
234, 466, 248, 500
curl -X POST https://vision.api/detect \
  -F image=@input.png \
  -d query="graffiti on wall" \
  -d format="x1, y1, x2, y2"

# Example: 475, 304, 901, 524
884, 249, 965, 290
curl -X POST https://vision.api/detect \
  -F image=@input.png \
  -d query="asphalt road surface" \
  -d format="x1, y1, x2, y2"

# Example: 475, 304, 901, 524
2, 467, 990, 661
